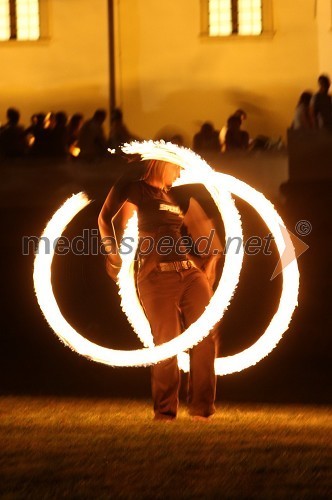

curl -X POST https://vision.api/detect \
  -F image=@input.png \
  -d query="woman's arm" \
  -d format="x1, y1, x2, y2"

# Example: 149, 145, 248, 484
98, 186, 137, 279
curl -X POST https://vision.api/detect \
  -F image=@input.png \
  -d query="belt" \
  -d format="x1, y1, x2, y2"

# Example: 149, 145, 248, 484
157, 259, 196, 272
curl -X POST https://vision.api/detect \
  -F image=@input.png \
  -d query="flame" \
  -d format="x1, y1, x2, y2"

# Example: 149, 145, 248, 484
69, 145, 81, 158
33, 141, 300, 375
118, 142, 244, 372
120, 142, 300, 375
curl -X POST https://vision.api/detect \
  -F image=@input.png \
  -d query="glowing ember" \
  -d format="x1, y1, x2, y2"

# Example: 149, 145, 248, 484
69, 145, 81, 158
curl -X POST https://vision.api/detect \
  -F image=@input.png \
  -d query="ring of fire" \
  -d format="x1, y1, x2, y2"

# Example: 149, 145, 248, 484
119, 142, 300, 375
33, 141, 299, 374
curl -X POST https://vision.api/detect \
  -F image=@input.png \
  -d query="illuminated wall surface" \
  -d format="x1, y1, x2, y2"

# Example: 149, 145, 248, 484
0, 0, 109, 127
1, 0, 332, 140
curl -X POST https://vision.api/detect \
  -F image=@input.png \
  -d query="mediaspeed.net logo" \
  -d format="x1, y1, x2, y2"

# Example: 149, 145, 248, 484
22, 219, 311, 280
271, 220, 311, 280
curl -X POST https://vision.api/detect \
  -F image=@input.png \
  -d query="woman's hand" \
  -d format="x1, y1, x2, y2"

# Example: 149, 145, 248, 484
198, 253, 224, 290
105, 254, 122, 282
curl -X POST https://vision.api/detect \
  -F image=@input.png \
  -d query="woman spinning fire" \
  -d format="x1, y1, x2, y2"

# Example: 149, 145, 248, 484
98, 160, 223, 421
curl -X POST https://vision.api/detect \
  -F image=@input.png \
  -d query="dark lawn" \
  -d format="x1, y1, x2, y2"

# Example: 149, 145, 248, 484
0, 397, 331, 499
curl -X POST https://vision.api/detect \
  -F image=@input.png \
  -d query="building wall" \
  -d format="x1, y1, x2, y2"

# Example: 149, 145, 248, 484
0, 0, 327, 145
0, 0, 109, 128
116, 0, 320, 145
317, 0, 332, 75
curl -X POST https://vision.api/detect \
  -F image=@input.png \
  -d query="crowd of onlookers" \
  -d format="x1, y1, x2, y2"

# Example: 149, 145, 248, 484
0, 106, 137, 162
193, 73, 332, 155
1, 73, 331, 162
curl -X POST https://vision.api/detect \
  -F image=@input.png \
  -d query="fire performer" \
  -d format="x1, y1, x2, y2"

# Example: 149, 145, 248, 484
98, 160, 223, 421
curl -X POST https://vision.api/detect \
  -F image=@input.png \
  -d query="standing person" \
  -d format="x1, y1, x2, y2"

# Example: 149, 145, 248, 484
310, 74, 332, 130
193, 122, 220, 153
98, 160, 222, 421
0, 107, 26, 158
219, 109, 247, 152
108, 107, 138, 151
78, 109, 107, 161
225, 115, 249, 151
28, 113, 48, 156
67, 113, 84, 156
24, 113, 39, 148
291, 91, 313, 130
49, 111, 68, 158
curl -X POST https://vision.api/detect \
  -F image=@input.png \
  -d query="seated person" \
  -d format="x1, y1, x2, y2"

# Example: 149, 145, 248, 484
219, 109, 247, 152
224, 115, 249, 151
193, 122, 220, 153
292, 91, 313, 130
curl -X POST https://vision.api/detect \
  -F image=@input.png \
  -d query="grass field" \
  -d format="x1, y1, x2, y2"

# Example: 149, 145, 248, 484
0, 397, 331, 499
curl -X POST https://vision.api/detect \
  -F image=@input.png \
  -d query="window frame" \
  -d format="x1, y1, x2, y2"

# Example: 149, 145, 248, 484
0, 0, 49, 43
200, 0, 274, 40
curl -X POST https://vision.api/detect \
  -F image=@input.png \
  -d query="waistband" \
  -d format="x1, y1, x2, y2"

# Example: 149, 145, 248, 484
157, 259, 197, 272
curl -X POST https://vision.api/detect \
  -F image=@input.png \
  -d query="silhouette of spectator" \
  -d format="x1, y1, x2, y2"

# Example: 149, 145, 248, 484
310, 74, 332, 130
225, 115, 249, 151
291, 91, 313, 130
44, 111, 56, 130
28, 113, 51, 156
67, 113, 83, 155
219, 109, 247, 151
24, 113, 40, 149
108, 107, 136, 150
0, 107, 26, 158
193, 122, 220, 153
48, 111, 68, 157
233, 109, 247, 123
169, 134, 184, 146
24, 114, 38, 136
78, 109, 107, 161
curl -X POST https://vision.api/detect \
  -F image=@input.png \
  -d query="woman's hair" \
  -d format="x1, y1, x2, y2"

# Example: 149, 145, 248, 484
142, 160, 173, 188
297, 91, 312, 107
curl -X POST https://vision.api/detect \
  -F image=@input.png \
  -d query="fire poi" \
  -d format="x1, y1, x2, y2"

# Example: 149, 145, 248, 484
33, 141, 300, 375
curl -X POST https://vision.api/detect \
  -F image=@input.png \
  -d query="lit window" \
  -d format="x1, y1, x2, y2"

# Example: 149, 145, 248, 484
208, 0, 263, 36
0, 0, 40, 41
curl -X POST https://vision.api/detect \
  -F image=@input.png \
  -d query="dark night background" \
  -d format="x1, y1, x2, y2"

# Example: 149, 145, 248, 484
1, 154, 331, 405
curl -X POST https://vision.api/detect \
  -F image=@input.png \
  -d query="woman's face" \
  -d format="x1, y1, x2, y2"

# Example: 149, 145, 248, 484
163, 163, 181, 187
